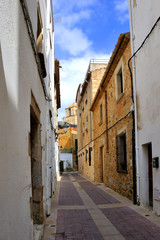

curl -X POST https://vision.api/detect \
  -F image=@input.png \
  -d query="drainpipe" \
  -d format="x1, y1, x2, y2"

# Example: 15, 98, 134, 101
128, 0, 140, 204
89, 74, 92, 142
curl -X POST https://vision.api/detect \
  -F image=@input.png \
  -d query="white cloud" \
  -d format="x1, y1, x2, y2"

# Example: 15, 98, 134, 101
118, 13, 129, 24
55, 25, 92, 56
63, 10, 91, 28
53, 0, 97, 13
53, 0, 110, 120
58, 51, 111, 120
114, 0, 128, 12
53, 0, 98, 56
114, 0, 129, 23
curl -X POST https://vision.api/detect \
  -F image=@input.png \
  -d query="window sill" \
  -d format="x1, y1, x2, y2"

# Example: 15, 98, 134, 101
117, 170, 128, 174
99, 121, 103, 126
116, 92, 124, 104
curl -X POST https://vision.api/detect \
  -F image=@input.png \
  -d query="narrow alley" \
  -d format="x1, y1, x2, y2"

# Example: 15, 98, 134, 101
42, 172, 160, 240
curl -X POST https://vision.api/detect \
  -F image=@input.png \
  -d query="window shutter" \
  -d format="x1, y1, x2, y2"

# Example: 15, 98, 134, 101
116, 135, 120, 171
85, 149, 88, 161
89, 147, 92, 166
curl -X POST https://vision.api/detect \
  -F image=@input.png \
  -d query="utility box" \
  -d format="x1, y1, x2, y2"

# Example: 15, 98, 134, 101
152, 157, 159, 168
154, 188, 160, 201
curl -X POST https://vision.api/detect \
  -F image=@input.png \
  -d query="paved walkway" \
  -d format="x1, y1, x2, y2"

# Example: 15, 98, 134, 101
42, 172, 160, 240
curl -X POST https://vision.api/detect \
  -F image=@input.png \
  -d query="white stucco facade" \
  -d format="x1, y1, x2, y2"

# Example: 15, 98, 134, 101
0, 0, 59, 239
60, 153, 73, 170
129, 0, 160, 215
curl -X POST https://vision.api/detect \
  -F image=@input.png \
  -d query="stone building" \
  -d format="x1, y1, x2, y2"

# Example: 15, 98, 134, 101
58, 122, 78, 170
0, 0, 60, 239
76, 60, 108, 180
90, 33, 135, 201
63, 103, 77, 125
58, 104, 78, 170
129, 0, 160, 214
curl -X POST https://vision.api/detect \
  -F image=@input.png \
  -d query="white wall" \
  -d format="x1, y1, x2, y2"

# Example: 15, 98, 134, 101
0, 0, 56, 239
129, 0, 160, 215
60, 153, 73, 170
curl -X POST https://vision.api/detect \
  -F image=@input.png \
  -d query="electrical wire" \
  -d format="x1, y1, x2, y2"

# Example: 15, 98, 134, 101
128, 16, 160, 103
78, 110, 132, 154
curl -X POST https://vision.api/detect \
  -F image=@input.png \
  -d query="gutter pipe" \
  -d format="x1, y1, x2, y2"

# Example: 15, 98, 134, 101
128, 0, 140, 204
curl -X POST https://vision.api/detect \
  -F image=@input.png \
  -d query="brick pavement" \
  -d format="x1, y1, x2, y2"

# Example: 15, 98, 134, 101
56, 209, 103, 240
101, 207, 160, 240
60, 173, 71, 182
70, 173, 85, 181
59, 182, 84, 206
42, 172, 160, 240
78, 181, 120, 205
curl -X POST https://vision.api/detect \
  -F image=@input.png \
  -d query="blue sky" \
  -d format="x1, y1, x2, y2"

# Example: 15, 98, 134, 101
52, 0, 130, 121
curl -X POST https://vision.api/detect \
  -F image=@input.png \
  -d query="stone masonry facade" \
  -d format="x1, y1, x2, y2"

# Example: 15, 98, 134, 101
76, 62, 108, 180
91, 33, 134, 200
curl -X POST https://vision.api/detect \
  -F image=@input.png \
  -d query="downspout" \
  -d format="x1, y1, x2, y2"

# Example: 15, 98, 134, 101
128, 0, 140, 204
89, 73, 92, 141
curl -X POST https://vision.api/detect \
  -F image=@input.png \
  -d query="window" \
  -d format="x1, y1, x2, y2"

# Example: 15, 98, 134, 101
69, 108, 71, 116
37, 3, 43, 53
89, 147, 92, 166
83, 122, 85, 135
82, 101, 84, 111
116, 132, 127, 173
117, 67, 123, 98
85, 149, 88, 161
100, 104, 103, 123
85, 90, 88, 104
86, 116, 88, 132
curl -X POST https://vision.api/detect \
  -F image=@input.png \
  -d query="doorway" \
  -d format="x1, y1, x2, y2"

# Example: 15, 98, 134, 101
30, 102, 44, 224
100, 146, 105, 183
142, 142, 153, 208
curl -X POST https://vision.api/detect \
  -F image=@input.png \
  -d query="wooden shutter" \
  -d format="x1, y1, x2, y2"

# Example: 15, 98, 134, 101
89, 147, 92, 166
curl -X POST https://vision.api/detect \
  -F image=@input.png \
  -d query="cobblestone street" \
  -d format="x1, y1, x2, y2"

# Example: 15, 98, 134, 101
42, 173, 160, 240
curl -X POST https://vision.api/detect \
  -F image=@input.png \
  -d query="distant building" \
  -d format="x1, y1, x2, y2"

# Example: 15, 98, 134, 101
58, 104, 78, 170
129, 0, 160, 214
90, 33, 135, 201
63, 103, 77, 125
76, 60, 108, 180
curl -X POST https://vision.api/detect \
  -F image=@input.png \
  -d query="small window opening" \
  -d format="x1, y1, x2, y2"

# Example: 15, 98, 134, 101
37, 4, 43, 53
116, 132, 127, 173
117, 68, 123, 97
100, 104, 103, 123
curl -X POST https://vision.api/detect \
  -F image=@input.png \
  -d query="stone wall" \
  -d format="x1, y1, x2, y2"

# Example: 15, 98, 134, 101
92, 39, 134, 200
